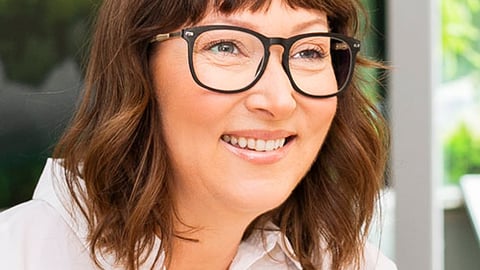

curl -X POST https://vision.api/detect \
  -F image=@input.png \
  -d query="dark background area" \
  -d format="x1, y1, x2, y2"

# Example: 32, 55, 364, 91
0, 0, 95, 207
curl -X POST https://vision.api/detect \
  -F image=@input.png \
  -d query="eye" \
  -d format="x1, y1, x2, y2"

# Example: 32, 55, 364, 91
292, 47, 328, 60
207, 41, 240, 55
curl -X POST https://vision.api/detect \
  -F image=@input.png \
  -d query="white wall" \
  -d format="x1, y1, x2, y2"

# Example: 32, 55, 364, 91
387, 0, 444, 269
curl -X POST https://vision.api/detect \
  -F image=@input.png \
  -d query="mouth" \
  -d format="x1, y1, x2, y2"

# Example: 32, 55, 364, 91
221, 134, 294, 152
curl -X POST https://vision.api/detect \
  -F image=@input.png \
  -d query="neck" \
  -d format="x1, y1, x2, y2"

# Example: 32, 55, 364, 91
166, 177, 274, 270
167, 192, 264, 270
168, 218, 250, 270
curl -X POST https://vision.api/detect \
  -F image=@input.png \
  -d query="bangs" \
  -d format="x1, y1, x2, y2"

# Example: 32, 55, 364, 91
190, 0, 358, 34
134, 0, 359, 50
141, 0, 358, 36
212, 0, 309, 13
210, 0, 327, 16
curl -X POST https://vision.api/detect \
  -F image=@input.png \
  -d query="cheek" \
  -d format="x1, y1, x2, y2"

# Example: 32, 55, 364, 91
309, 98, 337, 135
151, 48, 200, 126
302, 98, 337, 159
150, 49, 233, 158
150, 49, 197, 159
151, 45, 227, 118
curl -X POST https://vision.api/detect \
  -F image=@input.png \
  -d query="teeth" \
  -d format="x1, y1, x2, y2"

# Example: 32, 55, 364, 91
238, 137, 247, 148
222, 135, 288, 152
265, 140, 275, 151
255, 139, 266, 151
247, 138, 256, 149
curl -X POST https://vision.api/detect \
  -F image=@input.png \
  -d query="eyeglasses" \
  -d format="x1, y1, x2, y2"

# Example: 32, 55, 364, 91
151, 25, 360, 98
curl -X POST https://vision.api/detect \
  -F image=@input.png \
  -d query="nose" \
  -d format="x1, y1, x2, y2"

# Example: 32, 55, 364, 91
244, 47, 296, 120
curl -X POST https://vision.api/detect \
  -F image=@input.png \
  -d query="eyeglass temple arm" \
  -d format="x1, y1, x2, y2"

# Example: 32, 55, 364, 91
150, 31, 182, 43
333, 42, 360, 51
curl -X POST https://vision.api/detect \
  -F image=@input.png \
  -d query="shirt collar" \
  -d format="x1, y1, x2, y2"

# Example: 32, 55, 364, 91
231, 224, 303, 269
33, 159, 302, 269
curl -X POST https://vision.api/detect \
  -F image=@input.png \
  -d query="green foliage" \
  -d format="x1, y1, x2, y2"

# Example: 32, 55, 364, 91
443, 123, 480, 185
441, 0, 480, 185
442, 0, 480, 81
357, 0, 388, 105
0, 158, 44, 207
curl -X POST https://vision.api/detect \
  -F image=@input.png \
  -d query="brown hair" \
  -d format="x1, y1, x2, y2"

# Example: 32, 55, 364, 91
54, 0, 389, 269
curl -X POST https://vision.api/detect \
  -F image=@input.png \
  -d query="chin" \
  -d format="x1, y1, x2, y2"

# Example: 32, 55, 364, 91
222, 182, 295, 216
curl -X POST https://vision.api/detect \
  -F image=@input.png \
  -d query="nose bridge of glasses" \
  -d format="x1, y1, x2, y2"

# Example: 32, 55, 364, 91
261, 37, 289, 72
251, 37, 294, 92
265, 37, 288, 54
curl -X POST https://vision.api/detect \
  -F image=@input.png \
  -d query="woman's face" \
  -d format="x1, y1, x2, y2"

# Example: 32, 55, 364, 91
150, 2, 337, 219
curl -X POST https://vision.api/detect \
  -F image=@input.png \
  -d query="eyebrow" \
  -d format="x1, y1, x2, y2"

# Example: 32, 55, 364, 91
200, 16, 330, 35
291, 17, 330, 33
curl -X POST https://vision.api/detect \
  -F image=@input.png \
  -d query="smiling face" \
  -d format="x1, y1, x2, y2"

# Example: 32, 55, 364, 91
150, 1, 338, 222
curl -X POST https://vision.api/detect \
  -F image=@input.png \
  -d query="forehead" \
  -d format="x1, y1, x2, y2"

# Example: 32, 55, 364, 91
196, 0, 329, 34
193, 0, 330, 23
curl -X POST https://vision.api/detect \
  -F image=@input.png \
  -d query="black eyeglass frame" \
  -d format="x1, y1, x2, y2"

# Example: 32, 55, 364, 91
151, 25, 361, 98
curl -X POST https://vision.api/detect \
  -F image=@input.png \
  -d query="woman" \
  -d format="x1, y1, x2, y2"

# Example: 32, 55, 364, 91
0, 0, 396, 269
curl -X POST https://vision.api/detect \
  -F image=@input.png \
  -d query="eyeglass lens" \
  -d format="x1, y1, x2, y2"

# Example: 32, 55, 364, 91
191, 29, 352, 96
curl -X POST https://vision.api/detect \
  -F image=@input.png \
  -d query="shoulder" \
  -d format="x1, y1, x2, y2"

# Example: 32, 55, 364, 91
362, 242, 398, 270
0, 198, 96, 269
1, 199, 60, 225
0, 199, 83, 239
0, 159, 83, 247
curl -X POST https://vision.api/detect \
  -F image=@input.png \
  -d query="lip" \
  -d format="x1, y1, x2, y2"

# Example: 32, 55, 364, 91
220, 130, 296, 165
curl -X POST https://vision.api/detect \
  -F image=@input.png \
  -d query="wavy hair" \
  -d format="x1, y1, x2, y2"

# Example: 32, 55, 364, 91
53, 0, 389, 269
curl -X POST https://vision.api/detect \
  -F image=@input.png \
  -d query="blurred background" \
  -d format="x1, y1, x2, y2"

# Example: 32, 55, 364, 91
0, 0, 93, 206
0, 0, 479, 269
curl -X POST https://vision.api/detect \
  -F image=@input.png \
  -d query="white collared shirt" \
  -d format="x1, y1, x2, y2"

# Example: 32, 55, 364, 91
0, 159, 397, 269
